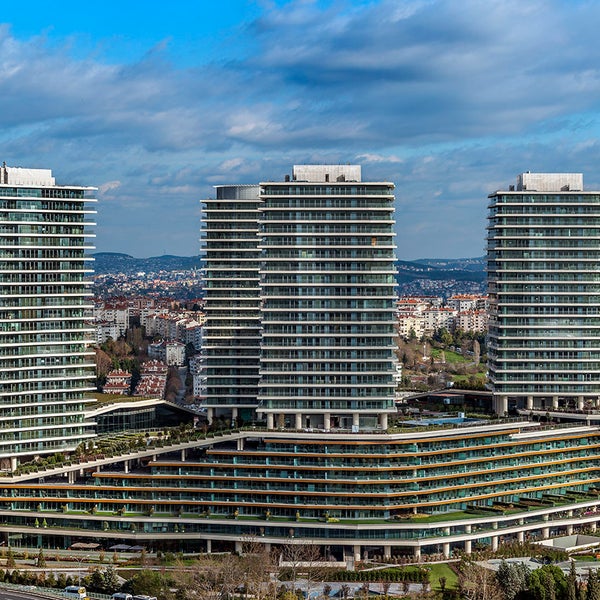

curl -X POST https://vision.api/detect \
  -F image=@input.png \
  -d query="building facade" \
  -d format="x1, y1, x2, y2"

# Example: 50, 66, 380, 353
200, 185, 262, 424
0, 165, 97, 471
257, 165, 397, 431
201, 166, 397, 430
487, 172, 600, 414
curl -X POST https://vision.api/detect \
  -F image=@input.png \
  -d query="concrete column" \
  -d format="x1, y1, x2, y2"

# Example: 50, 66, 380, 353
324, 413, 331, 431
591, 522, 597, 532
494, 395, 508, 416
207, 407, 214, 423
295, 413, 303, 430
542, 527, 550, 539
379, 413, 388, 430
464, 540, 472, 554
442, 542, 450, 559
206, 539, 212, 554
526, 396, 534, 410
231, 407, 238, 423
552, 396, 559, 409
353, 413, 360, 429
578, 396, 585, 411
235, 541, 243, 554
266, 413, 274, 430
567, 510, 574, 518
491, 536, 498, 552
566, 525, 574, 535
383, 545, 391, 560
68, 471, 75, 484
465, 524, 472, 534
517, 531, 525, 543
10, 457, 17, 473
354, 544, 361, 562
413, 546, 421, 561
181, 449, 186, 461
237, 438, 244, 451
444, 526, 450, 536
124, 461, 129, 474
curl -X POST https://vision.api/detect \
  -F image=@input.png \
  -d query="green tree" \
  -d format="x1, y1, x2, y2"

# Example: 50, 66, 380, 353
528, 565, 566, 600
6, 547, 15, 568
36, 548, 46, 568
587, 569, 600, 600
496, 560, 529, 600
439, 327, 453, 347
567, 561, 579, 600
126, 569, 170, 597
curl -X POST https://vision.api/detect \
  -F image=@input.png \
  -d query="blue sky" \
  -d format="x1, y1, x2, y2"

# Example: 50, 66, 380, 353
3, 0, 600, 259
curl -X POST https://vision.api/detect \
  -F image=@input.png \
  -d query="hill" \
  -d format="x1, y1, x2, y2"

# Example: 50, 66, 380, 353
91, 253, 202, 274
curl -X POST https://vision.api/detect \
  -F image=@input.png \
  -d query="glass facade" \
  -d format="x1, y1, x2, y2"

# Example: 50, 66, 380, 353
487, 175, 600, 405
257, 168, 397, 430
0, 167, 97, 470
201, 167, 398, 430
200, 185, 261, 420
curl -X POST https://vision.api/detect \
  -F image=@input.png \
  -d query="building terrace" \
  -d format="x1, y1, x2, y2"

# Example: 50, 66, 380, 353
0, 419, 599, 561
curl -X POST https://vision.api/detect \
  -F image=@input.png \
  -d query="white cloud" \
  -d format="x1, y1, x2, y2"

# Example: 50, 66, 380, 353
98, 180, 121, 194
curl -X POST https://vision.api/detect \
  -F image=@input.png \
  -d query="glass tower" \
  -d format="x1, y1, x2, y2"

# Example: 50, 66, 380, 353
200, 185, 262, 424
0, 165, 97, 471
257, 165, 397, 431
487, 172, 600, 413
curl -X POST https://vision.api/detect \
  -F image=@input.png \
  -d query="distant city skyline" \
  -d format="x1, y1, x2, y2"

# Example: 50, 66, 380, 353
4, 1, 600, 258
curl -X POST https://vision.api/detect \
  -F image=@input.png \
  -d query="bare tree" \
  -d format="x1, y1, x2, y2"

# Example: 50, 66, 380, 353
459, 558, 504, 600
280, 542, 326, 598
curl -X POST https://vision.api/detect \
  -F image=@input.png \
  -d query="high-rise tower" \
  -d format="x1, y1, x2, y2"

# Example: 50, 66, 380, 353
487, 172, 600, 414
200, 185, 261, 424
0, 165, 97, 470
257, 165, 397, 430
201, 165, 398, 430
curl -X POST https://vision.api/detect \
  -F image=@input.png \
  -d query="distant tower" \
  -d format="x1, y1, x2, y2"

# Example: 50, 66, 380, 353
0, 165, 97, 470
487, 172, 600, 414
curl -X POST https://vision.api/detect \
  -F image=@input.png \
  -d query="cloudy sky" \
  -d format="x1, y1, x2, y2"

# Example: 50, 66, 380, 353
4, 0, 600, 259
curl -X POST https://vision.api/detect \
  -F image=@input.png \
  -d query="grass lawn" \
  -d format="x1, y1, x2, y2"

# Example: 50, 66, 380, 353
430, 348, 469, 364
428, 563, 458, 590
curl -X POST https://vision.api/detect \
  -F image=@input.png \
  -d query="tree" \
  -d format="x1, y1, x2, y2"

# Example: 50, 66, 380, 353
280, 542, 325, 597
6, 548, 15, 568
459, 558, 504, 600
439, 328, 453, 347
567, 560, 579, 600
36, 548, 46, 568
125, 569, 171, 598
528, 565, 566, 600
496, 560, 529, 600
587, 569, 600, 600
473, 339, 481, 364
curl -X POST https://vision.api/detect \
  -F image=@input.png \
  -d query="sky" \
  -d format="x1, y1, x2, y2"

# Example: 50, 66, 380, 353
4, 0, 600, 259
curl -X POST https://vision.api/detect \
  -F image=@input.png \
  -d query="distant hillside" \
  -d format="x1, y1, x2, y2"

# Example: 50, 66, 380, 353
91, 253, 202, 274
396, 258, 485, 284
413, 257, 486, 272
91, 253, 486, 290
